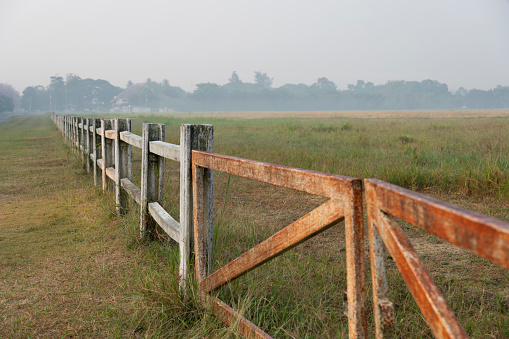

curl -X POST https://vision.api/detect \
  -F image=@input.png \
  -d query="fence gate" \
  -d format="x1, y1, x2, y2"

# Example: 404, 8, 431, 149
192, 151, 367, 338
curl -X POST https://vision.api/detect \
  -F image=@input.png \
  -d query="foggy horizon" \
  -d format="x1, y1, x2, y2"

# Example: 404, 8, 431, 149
1, 0, 509, 94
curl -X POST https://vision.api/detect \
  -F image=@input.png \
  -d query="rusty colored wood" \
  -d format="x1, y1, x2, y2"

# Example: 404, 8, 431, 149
192, 151, 354, 198
366, 193, 394, 338
200, 199, 344, 293
343, 179, 367, 338
365, 179, 509, 269
205, 294, 273, 339
375, 211, 467, 338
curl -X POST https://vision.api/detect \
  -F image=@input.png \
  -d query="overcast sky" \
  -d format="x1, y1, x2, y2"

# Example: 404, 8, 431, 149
1, 0, 509, 93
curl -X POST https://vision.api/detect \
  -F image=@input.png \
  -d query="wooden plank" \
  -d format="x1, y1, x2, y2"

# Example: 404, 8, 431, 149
96, 158, 103, 168
375, 211, 467, 338
148, 202, 180, 242
93, 118, 101, 187
101, 119, 114, 191
206, 295, 273, 339
115, 119, 131, 215
140, 123, 165, 239
366, 188, 394, 338
149, 140, 180, 161
343, 179, 367, 338
200, 199, 344, 292
121, 178, 142, 205
104, 129, 115, 139
365, 179, 509, 269
96, 127, 103, 136
182, 124, 214, 290
192, 151, 353, 199
105, 167, 115, 180
120, 131, 143, 149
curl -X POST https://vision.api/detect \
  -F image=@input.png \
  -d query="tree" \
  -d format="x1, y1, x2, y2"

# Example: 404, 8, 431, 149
313, 77, 337, 90
49, 75, 65, 111
229, 71, 242, 85
126, 80, 133, 88
0, 95, 14, 113
254, 71, 273, 88
0, 83, 21, 111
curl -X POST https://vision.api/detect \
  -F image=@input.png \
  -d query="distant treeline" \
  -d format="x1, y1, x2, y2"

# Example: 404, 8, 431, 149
5, 72, 509, 113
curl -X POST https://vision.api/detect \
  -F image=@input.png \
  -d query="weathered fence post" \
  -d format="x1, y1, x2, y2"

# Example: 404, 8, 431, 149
115, 118, 132, 215
191, 125, 214, 284
80, 117, 85, 163
140, 123, 165, 240
93, 118, 101, 187
73, 117, 78, 150
366, 205, 394, 338
64, 116, 67, 142
101, 119, 114, 191
344, 180, 368, 338
85, 118, 92, 173
180, 124, 214, 289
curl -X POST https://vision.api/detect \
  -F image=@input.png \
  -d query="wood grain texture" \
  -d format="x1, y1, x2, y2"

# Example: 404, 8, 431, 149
149, 140, 180, 161
119, 131, 143, 149
148, 202, 180, 242
365, 179, 509, 269
192, 151, 354, 199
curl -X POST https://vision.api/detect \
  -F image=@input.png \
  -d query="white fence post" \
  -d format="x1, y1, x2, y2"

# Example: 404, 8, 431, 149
101, 119, 114, 191
140, 123, 165, 240
93, 118, 101, 187
185, 124, 214, 286
115, 118, 132, 215
85, 118, 92, 173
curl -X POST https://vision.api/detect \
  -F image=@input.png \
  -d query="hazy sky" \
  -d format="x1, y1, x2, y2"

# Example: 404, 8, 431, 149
1, 0, 509, 93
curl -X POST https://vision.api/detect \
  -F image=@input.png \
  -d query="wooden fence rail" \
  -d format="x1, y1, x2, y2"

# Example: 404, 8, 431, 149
50, 114, 509, 339
365, 179, 509, 338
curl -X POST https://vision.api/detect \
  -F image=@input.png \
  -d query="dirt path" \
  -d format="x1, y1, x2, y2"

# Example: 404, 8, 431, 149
0, 115, 141, 337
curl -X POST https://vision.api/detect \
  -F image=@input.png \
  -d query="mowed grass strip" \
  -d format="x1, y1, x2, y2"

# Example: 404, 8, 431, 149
0, 116, 143, 337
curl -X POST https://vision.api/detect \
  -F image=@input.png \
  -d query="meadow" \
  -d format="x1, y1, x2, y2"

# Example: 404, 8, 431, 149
113, 110, 509, 338
1, 111, 508, 337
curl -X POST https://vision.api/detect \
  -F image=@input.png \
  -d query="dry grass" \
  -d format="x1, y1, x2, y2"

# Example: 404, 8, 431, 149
0, 116, 143, 337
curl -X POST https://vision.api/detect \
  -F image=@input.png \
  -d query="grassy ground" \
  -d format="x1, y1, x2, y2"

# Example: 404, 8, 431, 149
1, 111, 508, 338
116, 110, 508, 338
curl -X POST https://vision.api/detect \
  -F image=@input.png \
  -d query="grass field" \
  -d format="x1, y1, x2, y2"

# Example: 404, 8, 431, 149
1, 111, 508, 338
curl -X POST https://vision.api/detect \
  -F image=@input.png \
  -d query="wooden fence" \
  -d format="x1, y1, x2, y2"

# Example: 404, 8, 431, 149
51, 114, 213, 290
51, 114, 509, 339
